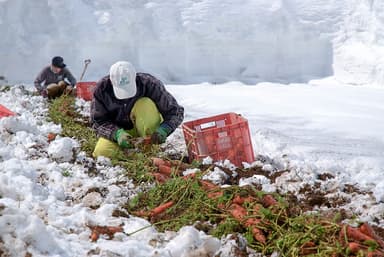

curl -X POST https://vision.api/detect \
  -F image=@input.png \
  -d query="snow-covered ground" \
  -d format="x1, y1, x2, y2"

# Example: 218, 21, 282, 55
0, 79, 384, 256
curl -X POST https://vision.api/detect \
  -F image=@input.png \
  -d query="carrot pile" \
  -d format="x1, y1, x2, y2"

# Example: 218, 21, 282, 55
150, 157, 186, 180
151, 157, 278, 244
338, 223, 384, 256
129, 157, 384, 256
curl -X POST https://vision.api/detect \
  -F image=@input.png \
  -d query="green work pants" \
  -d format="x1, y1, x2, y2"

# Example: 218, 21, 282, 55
93, 97, 162, 158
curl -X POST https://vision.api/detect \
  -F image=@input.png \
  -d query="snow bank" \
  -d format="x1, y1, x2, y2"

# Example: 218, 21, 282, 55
1, 0, 384, 86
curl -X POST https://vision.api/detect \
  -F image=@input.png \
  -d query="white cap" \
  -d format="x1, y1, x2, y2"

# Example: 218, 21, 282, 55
109, 61, 137, 99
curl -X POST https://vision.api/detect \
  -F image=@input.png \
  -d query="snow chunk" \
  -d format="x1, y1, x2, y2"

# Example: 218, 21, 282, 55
47, 137, 78, 162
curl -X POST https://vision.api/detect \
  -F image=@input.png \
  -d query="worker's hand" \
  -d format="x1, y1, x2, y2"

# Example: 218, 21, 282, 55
114, 128, 132, 148
131, 137, 151, 148
65, 85, 74, 95
151, 124, 171, 144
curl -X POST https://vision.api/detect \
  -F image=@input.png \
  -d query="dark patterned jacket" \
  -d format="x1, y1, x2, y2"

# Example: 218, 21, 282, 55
34, 66, 77, 93
90, 73, 184, 141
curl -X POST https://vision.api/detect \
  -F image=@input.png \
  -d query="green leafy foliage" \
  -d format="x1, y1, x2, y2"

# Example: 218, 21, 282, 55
48, 95, 97, 156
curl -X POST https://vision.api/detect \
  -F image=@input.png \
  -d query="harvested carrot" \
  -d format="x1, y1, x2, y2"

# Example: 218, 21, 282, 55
207, 191, 223, 199
107, 226, 124, 234
227, 204, 266, 244
151, 157, 167, 167
347, 242, 364, 254
150, 201, 174, 217
158, 164, 173, 176
151, 172, 169, 183
90, 231, 99, 242
232, 195, 244, 205
367, 250, 384, 257
96, 226, 123, 234
345, 225, 375, 242
89, 225, 123, 241
228, 203, 247, 222
359, 222, 375, 237
243, 217, 261, 227
360, 222, 384, 248
262, 194, 277, 207
300, 241, 317, 255
199, 180, 218, 191
169, 160, 189, 171
47, 133, 56, 142
251, 226, 266, 244
232, 195, 255, 205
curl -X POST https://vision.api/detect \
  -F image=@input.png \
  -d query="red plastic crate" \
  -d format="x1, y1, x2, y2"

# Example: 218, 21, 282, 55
76, 81, 97, 101
0, 104, 15, 118
182, 112, 255, 166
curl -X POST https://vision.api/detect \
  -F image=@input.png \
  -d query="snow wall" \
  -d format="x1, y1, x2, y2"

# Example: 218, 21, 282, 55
1, 0, 384, 86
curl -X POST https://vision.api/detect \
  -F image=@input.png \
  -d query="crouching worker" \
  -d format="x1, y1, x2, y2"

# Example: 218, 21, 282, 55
34, 56, 77, 99
90, 61, 184, 159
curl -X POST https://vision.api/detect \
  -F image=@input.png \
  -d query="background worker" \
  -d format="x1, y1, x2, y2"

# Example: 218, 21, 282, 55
90, 61, 184, 158
34, 56, 77, 98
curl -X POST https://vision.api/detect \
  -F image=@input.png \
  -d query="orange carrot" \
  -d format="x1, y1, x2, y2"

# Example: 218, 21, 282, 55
158, 165, 173, 176
47, 133, 56, 142
243, 217, 261, 227
232, 195, 255, 205
199, 180, 218, 191
150, 201, 174, 216
106, 226, 124, 234
359, 222, 375, 237
207, 191, 223, 199
229, 204, 262, 227
228, 203, 247, 221
367, 250, 384, 257
232, 195, 244, 205
251, 226, 266, 244
89, 225, 123, 241
227, 204, 266, 244
300, 241, 317, 255
347, 242, 364, 254
152, 157, 167, 167
360, 222, 384, 248
262, 194, 277, 207
90, 231, 99, 242
345, 225, 375, 242
151, 172, 169, 183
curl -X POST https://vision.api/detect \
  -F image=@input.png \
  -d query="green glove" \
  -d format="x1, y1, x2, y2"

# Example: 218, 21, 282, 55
114, 128, 132, 148
151, 124, 172, 144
